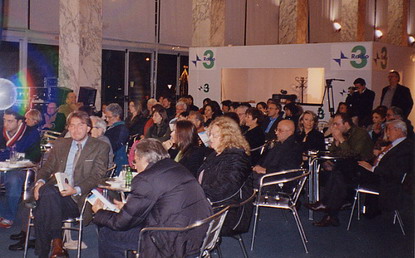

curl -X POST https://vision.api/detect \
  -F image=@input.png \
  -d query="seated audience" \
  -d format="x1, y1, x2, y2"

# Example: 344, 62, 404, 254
367, 107, 387, 147
90, 116, 114, 168
125, 100, 146, 137
25, 109, 42, 131
175, 101, 187, 119
203, 101, 222, 127
163, 120, 210, 177
221, 100, 232, 113
93, 139, 212, 257
324, 102, 354, 137
243, 107, 265, 165
296, 110, 325, 155
283, 102, 301, 130
142, 98, 158, 136
0, 108, 41, 228
262, 101, 283, 141
386, 106, 414, 138
357, 120, 413, 218
256, 102, 268, 115
162, 96, 176, 119
184, 95, 199, 111
33, 111, 109, 257
58, 92, 82, 117
41, 102, 66, 132
145, 104, 171, 142
198, 117, 253, 236
236, 104, 249, 133
105, 103, 129, 175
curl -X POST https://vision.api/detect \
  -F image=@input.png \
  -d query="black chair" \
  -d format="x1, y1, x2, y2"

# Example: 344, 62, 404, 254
131, 206, 230, 258
250, 169, 310, 253
347, 173, 407, 235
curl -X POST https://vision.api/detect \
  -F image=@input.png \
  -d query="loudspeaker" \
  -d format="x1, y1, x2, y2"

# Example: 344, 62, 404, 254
49, 87, 73, 106
78, 86, 97, 107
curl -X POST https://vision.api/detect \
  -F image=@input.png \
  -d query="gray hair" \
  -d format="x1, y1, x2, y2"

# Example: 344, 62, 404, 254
176, 101, 187, 110
135, 138, 170, 167
106, 103, 123, 118
90, 116, 107, 132
386, 119, 407, 136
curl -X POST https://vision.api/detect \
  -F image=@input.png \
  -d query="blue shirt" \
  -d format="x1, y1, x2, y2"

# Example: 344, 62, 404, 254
265, 117, 278, 133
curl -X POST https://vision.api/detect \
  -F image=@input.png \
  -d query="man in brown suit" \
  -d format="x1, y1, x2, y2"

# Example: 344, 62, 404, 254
33, 111, 109, 257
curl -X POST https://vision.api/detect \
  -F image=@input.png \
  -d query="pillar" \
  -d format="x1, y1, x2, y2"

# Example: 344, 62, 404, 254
279, 0, 309, 44
385, 0, 408, 46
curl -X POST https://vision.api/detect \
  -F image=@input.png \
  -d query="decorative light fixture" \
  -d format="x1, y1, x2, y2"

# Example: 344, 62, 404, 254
333, 22, 342, 32
375, 29, 383, 39
409, 35, 415, 45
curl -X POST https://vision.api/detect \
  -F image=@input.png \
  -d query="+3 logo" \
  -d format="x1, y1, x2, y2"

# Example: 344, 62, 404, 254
192, 50, 215, 69
333, 45, 368, 68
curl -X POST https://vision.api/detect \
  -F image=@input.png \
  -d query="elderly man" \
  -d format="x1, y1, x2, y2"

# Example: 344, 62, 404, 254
357, 120, 413, 217
386, 106, 414, 138
0, 108, 41, 228
33, 111, 109, 257
175, 101, 187, 118
308, 113, 374, 227
105, 103, 129, 175
380, 71, 413, 118
347, 78, 375, 127
236, 104, 249, 132
253, 120, 302, 176
90, 116, 114, 168
41, 102, 66, 132
93, 138, 212, 257
262, 101, 283, 141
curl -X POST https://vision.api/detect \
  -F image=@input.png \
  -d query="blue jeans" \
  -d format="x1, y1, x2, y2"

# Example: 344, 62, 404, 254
0, 170, 26, 221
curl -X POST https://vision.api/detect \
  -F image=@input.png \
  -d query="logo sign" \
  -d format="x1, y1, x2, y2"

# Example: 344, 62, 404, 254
191, 49, 216, 70
331, 45, 370, 70
373, 46, 388, 70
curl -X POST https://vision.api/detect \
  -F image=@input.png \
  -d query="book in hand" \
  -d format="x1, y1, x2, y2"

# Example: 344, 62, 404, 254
87, 189, 120, 213
55, 172, 70, 192
198, 131, 210, 147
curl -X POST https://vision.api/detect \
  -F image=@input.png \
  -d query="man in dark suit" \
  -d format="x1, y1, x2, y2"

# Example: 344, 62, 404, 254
93, 139, 212, 257
261, 102, 283, 141
348, 78, 375, 127
380, 71, 413, 118
33, 111, 110, 257
253, 120, 303, 187
358, 119, 413, 215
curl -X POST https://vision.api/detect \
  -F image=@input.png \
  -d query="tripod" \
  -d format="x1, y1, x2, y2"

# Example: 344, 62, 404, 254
318, 79, 345, 119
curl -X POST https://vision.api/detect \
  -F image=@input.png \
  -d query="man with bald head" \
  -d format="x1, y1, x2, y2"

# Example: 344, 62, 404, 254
58, 92, 82, 117
253, 120, 302, 175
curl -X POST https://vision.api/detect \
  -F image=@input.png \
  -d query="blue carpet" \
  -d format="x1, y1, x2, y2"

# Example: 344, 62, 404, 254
1, 194, 413, 258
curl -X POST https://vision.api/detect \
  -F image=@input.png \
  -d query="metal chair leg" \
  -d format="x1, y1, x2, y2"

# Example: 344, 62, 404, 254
291, 208, 308, 253
77, 218, 83, 258
233, 234, 248, 258
23, 208, 33, 258
357, 192, 361, 221
347, 191, 359, 231
394, 210, 406, 236
250, 204, 260, 251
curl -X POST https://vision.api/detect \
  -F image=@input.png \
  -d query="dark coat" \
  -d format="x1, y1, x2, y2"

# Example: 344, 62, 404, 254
145, 122, 171, 142
374, 138, 413, 210
198, 148, 253, 236
296, 129, 325, 154
94, 159, 212, 257
261, 116, 282, 141
126, 114, 147, 137
381, 84, 414, 118
105, 121, 129, 152
244, 126, 265, 166
169, 145, 212, 178
349, 89, 375, 127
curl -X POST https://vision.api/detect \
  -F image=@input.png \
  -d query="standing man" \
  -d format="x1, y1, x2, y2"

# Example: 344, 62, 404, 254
380, 71, 413, 118
0, 108, 41, 228
33, 111, 109, 257
348, 78, 375, 127
262, 101, 283, 141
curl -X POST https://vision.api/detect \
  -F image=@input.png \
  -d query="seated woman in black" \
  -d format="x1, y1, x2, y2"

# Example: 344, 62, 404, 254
145, 104, 171, 142
203, 101, 223, 127
163, 120, 210, 178
198, 117, 253, 236
243, 107, 265, 166
297, 110, 325, 156
126, 100, 147, 138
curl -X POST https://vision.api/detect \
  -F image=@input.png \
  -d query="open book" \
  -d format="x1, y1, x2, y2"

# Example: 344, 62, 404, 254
87, 189, 120, 213
55, 172, 70, 191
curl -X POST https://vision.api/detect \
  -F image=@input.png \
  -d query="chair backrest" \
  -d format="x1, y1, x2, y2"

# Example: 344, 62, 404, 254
23, 169, 36, 202
258, 168, 309, 204
105, 165, 117, 178
136, 206, 229, 258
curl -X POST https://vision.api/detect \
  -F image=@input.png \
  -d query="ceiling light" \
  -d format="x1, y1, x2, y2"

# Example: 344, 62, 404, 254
375, 29, 383, 39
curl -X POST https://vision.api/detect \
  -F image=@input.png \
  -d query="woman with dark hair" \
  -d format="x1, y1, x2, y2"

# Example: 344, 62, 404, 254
284, 102, 300, 129
126, 99, 146, 137
204, 101, 223, 127
163, 120, 210, 177
297, 111, 325, 156
256, 102, 268, 115
198, 117, 253, 237
145, 104, 171, 142
244, 107, 265, 165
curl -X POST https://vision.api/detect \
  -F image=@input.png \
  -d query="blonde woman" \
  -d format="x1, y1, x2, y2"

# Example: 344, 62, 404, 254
197, 116, 253, 236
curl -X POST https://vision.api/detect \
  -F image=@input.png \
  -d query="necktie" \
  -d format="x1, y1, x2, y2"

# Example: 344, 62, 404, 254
373, 144, 392, 166
71, 143, 82, 185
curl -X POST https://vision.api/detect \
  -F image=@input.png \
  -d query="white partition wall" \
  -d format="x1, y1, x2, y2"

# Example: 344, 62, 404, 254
189, 42, 415, 122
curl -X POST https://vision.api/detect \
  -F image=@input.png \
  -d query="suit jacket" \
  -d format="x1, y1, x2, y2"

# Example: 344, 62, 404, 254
380, 84, 414, 118
36, 136, 110, 213
94, 158, 212, 257
349, 89, 375, 127
261, 116, 282, 141
374, 138, 413, 210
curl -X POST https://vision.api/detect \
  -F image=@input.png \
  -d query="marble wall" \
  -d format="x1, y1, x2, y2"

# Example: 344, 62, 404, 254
386, 0, 407, 46
279, 0, 308, 44
59, 0, 103, 107
340, 0, 359, 42
192, 0, 225, 47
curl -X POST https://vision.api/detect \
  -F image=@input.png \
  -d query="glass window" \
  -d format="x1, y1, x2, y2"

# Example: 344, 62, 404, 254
27, 43, 59, 87
128, 52, 152, 106
0, 41, 20, 82
102, 49, 125, 107
178, 55, 189, 96
156, 53, 177, 99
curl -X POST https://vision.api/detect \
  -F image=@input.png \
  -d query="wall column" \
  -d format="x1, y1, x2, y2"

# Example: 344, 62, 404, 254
385, 0, 408, 46
192, 0, 226, 47
279, 0, 308, 44
59, 0, 103, 107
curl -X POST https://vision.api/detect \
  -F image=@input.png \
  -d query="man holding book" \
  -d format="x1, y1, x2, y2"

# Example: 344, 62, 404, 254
33, 111, 109, 257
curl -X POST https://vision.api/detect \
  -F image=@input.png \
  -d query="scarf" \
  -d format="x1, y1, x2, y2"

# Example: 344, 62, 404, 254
3, 123, 27, 147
